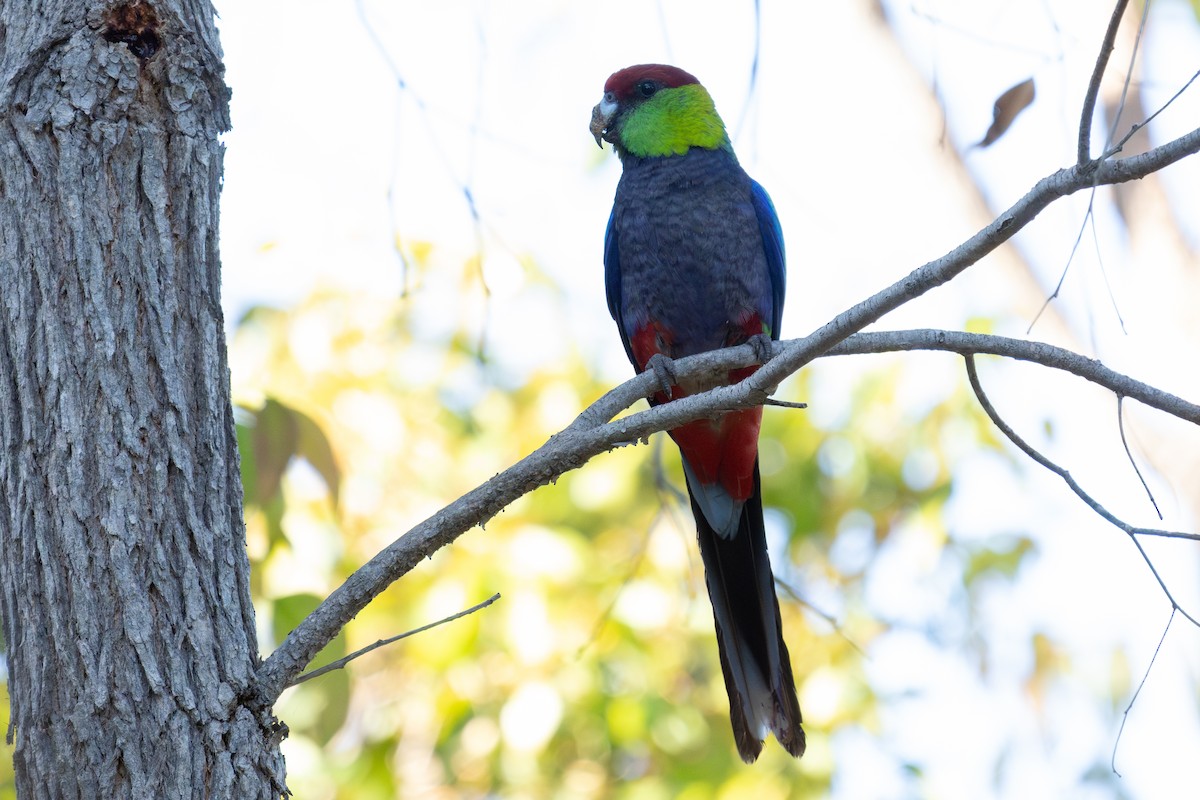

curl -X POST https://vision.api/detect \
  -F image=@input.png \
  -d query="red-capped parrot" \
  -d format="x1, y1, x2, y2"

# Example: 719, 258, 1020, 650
590, 64, 804, 762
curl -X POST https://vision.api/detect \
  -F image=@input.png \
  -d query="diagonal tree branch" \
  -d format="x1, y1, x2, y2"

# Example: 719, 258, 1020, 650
248, 117, 1200, 714
249, 325, 1200, 709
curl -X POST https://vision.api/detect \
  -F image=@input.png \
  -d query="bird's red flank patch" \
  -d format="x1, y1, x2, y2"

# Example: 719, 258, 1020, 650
604, 64, 700, 101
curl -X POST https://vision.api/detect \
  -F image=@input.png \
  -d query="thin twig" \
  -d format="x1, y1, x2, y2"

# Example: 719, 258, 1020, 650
1051, 0, 1152, 328
1039, 0, 1146, 332
1102, 0, 1153, 153
651, 433, 690, 508
1116, 395, 1161, 519
1112, 608, 1175, 777
288, 593, 501, 687
1028, 193, 1094, 333
1089, 210, 1126, 333
1106, 68, 1200, 158
965, 356, 1200, 626
764, 398, 808, 410
1128, 534, 1200, 626
912, 7, 1060, 58
775, 578, 868, 660
1079, 0, 1131, 163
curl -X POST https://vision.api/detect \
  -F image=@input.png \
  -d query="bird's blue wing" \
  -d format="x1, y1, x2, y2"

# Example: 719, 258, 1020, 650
750, 180, 786, 339
604, 206, 638, 367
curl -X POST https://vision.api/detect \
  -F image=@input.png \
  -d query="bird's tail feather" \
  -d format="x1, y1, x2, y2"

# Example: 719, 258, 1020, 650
688, 460, 805, 762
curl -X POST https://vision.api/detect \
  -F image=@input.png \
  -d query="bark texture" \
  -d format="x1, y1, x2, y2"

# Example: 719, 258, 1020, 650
0, 1, 286, 796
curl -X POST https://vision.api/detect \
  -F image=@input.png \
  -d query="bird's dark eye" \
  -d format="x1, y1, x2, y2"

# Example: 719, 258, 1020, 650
637, 81, 658, 98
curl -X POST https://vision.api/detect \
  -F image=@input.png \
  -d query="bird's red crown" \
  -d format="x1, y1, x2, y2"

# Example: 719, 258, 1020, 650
603, 64, 700, 100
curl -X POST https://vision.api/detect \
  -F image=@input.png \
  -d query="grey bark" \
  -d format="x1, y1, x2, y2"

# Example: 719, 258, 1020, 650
0, 1, 286, 797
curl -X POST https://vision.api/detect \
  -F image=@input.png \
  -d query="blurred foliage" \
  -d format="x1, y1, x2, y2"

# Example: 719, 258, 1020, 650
223, 246, 1030, 799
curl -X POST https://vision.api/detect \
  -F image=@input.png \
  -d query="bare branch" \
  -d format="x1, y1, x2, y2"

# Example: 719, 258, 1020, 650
1097, 125, 1200, 180
289, 593, 501, 688
250, 327, 1200, 708
961, 354, 1197, 542
828, 330, 1200, 425
1079, 0, 1130, 163
965, 356, 1200, 628
1127, 534, 1200, 627
249, 116, 1200, 713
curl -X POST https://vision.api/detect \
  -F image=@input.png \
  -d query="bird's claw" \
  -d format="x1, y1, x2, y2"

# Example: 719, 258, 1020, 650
748, 333, 775, 365
645, 353, 678, 400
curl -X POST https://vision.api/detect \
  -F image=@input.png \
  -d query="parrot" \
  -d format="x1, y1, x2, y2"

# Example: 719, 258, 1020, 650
589, 64, 805, 762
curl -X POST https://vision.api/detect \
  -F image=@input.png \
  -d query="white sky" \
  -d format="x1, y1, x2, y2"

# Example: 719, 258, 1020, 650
214, 1, 1200, 797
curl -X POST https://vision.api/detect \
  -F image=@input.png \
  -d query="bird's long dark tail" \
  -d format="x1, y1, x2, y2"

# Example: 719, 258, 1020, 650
687, 460, 805, 762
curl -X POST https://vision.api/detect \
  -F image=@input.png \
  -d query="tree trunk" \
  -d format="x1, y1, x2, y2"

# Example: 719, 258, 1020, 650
0, 1, 286, 796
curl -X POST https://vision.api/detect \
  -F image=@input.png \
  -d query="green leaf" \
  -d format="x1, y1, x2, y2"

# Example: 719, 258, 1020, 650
235, 409, 258, 508
240, 398, 340, 509
252, 398, 300, 505
291, 406, 341, 508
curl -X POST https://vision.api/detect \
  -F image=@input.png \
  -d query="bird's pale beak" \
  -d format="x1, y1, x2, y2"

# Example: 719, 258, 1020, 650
590, 103, 610, 148
590, 94, 618, 148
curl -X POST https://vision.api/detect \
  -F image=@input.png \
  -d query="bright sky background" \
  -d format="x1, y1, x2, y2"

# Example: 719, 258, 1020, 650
213, 1, 1200, 797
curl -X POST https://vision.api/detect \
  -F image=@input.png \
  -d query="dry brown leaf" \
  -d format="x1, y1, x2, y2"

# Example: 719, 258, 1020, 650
976, 77, 1036, 148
